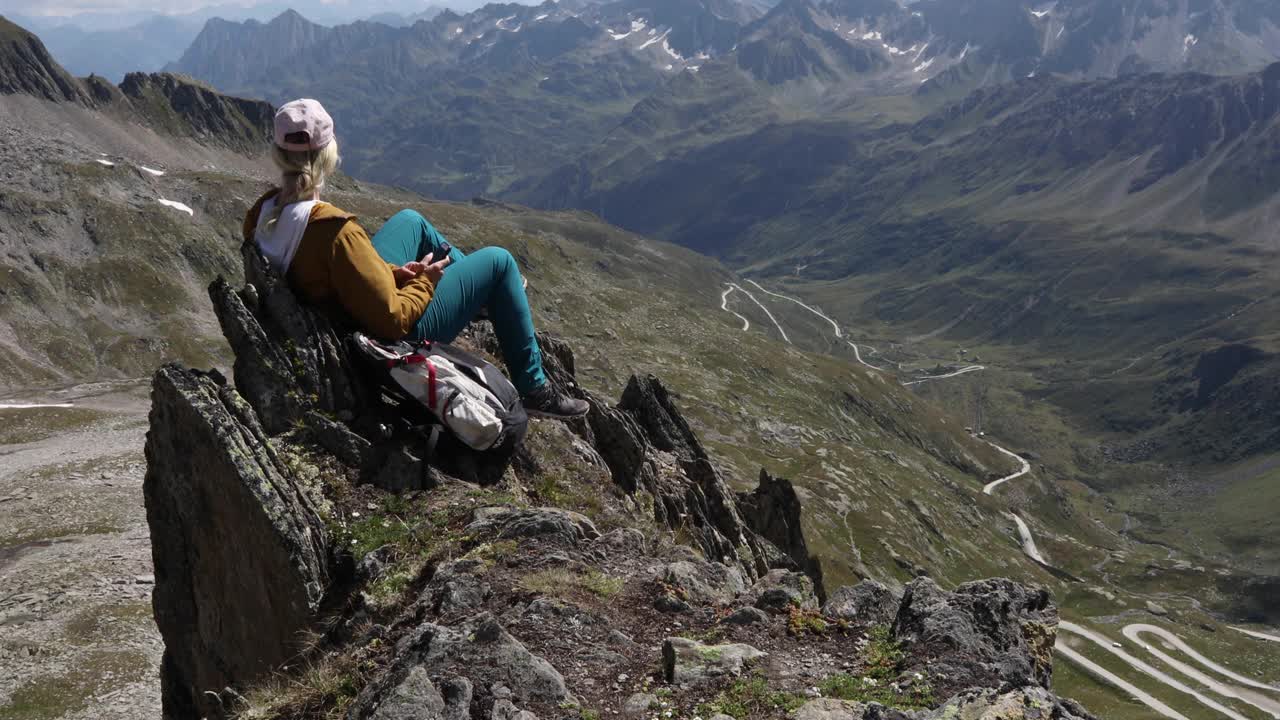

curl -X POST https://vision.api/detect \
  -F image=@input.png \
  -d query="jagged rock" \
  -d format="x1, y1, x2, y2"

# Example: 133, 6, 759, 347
721, 607, 771, 625
929, 686, 1098, 719
491, 698, 538, 720
736, 469, 827, 601
748, 569, 818, 614
793, 686, 1097, 719
661, 637, 766, 684
823, 581, 901, 625
594, 528, 649, 555
424, 559, 491, 616
209, 245, 369, 436
657, 560, 746, 606
355, 666, 471, 720
892, 577, 1057, 693
580, 375, 790, 582
351, 614, 569, 717
465, 506, 600, 545
143, 365, 331, 719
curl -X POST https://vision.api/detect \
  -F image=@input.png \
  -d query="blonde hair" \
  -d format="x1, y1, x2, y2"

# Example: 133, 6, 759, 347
266, 140, 341, 230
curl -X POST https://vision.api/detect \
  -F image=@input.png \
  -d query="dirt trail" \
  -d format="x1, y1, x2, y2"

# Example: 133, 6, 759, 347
0, 380, 160, 719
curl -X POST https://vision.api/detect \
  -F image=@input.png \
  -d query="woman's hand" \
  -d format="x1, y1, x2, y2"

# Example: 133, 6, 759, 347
422, 256, 450, 284
392, 263, 422, 286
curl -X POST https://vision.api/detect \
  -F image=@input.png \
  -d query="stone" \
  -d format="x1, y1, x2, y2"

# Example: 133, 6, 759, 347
658, 560, 746, 606
465, 507, 600, 546
792, 699, 872, 720
622, 693, 658, 716
661, 637, 766, 684
721, 607, 770, 625
144, 366, 331, 719
1146, 601, 1169, 617
892, 577, 1058, 694
822, 581, 901, 626
749, 569, 818, 614
423, 560, 491, 616
350, 669, 471, 720
351, 613, 570, 713
928, 687, 1099, 720
491, 699, 538, 720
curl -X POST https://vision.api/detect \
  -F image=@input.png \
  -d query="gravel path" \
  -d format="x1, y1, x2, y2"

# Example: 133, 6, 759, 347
0, 380, 160, 719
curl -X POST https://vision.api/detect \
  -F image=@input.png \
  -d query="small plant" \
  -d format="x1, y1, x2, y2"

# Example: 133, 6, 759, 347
696, 676, 805, 719
814, 625, 936, 711
519, 568, 624, 599
786, 606, 829, 636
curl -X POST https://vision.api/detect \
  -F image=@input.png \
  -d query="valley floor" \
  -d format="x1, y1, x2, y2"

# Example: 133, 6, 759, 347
0, 380, 160, 719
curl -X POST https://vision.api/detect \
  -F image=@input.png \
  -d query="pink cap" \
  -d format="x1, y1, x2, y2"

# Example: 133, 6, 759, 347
273, 98, 334, 152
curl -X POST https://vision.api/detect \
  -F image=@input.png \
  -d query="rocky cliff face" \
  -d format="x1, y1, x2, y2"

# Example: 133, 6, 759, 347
141, 241, 1096, 720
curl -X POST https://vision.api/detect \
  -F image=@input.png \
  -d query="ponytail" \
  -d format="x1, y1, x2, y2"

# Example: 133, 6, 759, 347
266, 140, 340, 231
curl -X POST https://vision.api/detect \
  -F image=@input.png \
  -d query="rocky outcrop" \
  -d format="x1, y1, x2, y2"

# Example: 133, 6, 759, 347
0, 17, 91, 103
349, 614, 570, 719
822, 580, 900, 626
792, 686, 1097, 720
142, 241, 1091, 720
144, 365, 331, 719
578, 374, 816, 586
737, 469, 827, 601
891, 577, 1058, 695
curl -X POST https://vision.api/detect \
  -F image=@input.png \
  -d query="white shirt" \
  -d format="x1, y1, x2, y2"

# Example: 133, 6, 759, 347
253, 197, 321, 272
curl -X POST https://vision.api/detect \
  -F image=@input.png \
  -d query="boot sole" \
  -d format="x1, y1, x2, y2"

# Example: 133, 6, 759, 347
525, 406, 589, 420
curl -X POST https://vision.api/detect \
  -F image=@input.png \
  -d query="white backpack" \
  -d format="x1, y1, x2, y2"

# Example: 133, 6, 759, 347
352, 333, 528, 452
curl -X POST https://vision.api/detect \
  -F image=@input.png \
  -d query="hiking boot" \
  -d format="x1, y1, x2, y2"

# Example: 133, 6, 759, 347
521, 383, 589, 420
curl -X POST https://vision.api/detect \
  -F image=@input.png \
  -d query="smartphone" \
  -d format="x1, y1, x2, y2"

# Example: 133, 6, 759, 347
429, 242, 452, 264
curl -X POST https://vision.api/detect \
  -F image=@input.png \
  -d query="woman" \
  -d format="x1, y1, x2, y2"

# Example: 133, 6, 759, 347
242, 98, 588, 419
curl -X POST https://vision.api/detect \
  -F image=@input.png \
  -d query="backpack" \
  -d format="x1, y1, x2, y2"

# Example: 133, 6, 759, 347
351, 333, 528, 453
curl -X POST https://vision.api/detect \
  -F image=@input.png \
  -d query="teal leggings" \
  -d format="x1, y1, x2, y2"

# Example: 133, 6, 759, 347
370, 209, 546, 394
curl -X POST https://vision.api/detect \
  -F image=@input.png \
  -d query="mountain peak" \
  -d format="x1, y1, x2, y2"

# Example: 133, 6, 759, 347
0, 15, 92, 103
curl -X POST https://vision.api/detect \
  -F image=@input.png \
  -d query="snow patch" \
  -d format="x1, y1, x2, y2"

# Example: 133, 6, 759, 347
1184, 34, 1198, 53
687, 65, 700, 72
139, 165, 165, 176
1056, 26, 1065, 39
455, 26, 463, 33
913, 57, 934, 73
860, 30, 883, 41
639, 28, 670, 50
1030, 9, 1050, 18
534, 13, 549, 20
957, 43, 971, 61
0, 402, 75, 409
661, 37, 683, 61
94, 159, 115, 167
157, 199, 194, 216
664, 64, 673, 70
609, 19, 646, 40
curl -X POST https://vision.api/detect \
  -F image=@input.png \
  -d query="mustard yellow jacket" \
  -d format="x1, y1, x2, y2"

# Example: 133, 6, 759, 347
243, 189, 434, 339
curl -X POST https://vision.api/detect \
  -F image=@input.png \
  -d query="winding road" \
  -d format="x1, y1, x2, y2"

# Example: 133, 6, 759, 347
719, 286, 750, 331
1235, 628, 1280, 644
902, 364, 987, 385
745, 280, 842, 338
846, 341, 884, 371
724, 282, 790, 343
1057, 620, 1280, 720
1054, 641, 1191, 720
715, 278, 1280, 719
